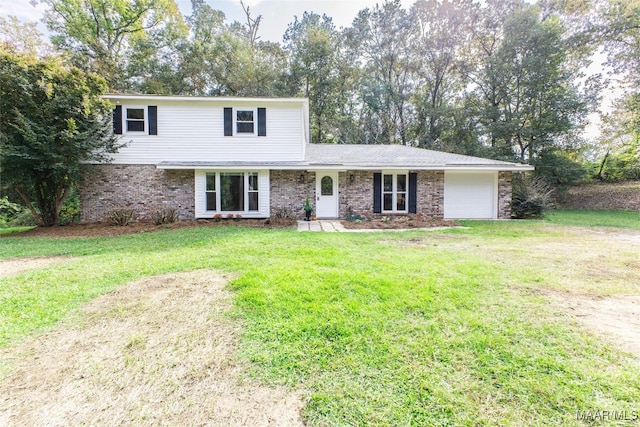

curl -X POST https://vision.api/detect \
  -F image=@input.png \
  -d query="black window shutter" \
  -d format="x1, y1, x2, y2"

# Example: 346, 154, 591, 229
224, 107, 233, 136
113, 105, 122, 135
257, 107, 266, 136
409, 172, 418, 213
148, 106, 157, 135
373, 173, 381, 213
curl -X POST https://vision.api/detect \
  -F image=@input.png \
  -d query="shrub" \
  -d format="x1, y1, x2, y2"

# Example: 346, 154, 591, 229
9, 210, 39, 227
270, 206, 298, 226
0, 197, 37, 227
511, 174, 555, 218
213, 213, 223, 222
1, 197, 24, 226
150, 207, 179, 225
234, 214, 242, 221
107, 207, 135, 226
345, 214, 368, 222
59, 189, 81, 225
272, 206, 295, 220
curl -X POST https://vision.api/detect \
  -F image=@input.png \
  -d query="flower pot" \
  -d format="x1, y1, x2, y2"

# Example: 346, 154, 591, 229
304, 210, 312, 221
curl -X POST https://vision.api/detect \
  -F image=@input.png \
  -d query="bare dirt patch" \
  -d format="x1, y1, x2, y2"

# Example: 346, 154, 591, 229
0, 271, 304, 426
544, 291, 640, 358
0, 256, 75, 279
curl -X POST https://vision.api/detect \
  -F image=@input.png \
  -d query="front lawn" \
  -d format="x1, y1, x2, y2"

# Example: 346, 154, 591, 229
1, 212, 639, 425
546, 209, 640, 230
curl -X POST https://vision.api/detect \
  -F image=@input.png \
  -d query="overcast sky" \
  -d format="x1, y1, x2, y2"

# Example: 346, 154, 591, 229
0, 0, 415, 43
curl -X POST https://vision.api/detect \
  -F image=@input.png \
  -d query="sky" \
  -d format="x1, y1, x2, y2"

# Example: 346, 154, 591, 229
0, 0, 414, 43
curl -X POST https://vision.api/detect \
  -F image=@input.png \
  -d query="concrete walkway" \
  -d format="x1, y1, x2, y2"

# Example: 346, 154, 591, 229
297, 220, 347, 232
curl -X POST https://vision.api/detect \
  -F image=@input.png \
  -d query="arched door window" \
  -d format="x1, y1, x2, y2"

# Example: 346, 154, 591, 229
321, 176, 333, 195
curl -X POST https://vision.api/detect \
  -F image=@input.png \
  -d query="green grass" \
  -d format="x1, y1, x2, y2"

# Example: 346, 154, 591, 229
1, 212, 639, 425
546, 209, 640, 230
0, 226, 34, 235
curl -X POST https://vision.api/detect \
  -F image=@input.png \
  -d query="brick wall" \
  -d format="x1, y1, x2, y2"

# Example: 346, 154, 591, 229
416, 171, 444, 218
269, 170, 316, 219
79, 164, 194, 222
338, 171, 374, 217
337, 170, 445, 218
498, 171, 512, 219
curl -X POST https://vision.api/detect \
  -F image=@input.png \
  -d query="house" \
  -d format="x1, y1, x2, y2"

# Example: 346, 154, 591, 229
79, 95, 533, 223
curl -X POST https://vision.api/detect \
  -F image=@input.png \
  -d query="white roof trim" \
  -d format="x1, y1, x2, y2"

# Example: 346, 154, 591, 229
103, 94, 308, 104
156, 162, 534, 172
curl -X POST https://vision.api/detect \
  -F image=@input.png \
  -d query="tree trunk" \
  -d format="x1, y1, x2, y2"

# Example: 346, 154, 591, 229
595, 150, 610, 181
14, 185, 44, 226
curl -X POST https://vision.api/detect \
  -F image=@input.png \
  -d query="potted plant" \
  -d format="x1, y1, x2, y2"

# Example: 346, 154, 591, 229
303, 197, 314, 221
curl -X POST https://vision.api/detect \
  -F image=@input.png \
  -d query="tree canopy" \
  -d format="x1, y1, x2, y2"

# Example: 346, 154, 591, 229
0, 47, 120, 225
2, 0, 639, 184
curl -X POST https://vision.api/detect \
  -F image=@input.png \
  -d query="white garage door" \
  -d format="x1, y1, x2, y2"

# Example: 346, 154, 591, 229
444, 172, 497, 219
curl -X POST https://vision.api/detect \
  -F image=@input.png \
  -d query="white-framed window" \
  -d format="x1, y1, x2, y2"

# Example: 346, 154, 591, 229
236, 109, 255, 134
204, 172, 259, 212
205, 173, 217, 210
248, 172, 259, 211
125, 106, 146, 133
382, 172, 408, 213
224, 107, 265, 137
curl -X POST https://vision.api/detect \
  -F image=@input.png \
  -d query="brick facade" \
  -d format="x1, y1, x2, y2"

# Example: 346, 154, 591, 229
338, 171, 374, 217
415, 171, 444, 218
269, 170, 316, 219
335, 170, 445, 218
498, 171, 512, 219
79, 164, 194, 223
79, 166, 512, 222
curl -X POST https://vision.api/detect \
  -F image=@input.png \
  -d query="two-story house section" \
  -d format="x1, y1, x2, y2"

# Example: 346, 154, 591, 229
79, 94, 533, 223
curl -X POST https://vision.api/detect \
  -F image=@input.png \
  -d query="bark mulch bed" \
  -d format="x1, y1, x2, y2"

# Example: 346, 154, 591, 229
2, 218, 297, 239
341, 216, 459, 230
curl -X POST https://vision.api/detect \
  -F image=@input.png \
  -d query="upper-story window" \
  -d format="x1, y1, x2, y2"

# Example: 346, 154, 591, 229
224, 107, 266, 137
113, 105, 157, 135
126, 107, 145, 132
236, 110, 254, 134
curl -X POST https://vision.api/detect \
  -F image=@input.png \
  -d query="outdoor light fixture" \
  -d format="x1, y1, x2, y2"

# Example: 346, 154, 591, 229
299, 173, 305, 183
350, 174, 355, 183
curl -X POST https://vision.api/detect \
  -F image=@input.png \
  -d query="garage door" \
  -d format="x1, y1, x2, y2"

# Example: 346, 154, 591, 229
444, 172, 497, 219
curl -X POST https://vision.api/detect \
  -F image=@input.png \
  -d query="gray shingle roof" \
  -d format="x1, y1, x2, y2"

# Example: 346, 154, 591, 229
157, 144, 533, 171
304, 144, 527, 168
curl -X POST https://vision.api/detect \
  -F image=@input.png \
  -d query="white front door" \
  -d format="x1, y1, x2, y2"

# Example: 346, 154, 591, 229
315, 171, 338, 218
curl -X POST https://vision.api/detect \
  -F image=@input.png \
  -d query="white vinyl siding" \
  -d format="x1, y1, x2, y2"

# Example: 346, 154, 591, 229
108, 101, 305, 164
444, 172, 497, 219
195, 170, 270, 218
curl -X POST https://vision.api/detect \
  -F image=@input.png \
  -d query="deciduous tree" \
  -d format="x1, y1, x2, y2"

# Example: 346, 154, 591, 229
40, 0, 186, 91
0, 47, 120, 225
469, 1, 588, 163
284, 12, 345, 142
347, 0, 414, 145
